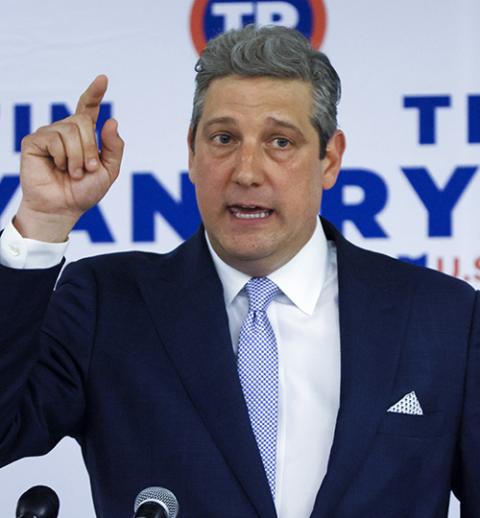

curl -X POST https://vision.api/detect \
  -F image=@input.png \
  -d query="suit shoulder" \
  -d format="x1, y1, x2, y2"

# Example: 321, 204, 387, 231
81, 249, 173, 270
59, 247, 183, 287
56, 230, 213, 295
349, 241, 476, 298
323, 217, 476, 299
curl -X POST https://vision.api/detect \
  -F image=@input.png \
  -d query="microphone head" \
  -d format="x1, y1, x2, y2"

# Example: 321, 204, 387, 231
16, 485, 59, 518
134, 486, 179, 518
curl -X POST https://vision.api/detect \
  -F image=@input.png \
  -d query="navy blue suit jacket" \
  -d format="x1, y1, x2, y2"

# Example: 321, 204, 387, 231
0, 218, 479, 517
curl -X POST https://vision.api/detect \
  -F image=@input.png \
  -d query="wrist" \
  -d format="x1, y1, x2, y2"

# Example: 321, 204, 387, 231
14, 203, 79, 243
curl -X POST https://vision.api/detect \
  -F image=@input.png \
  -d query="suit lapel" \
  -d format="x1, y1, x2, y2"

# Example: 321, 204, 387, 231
137, 230, 277, 518
310, 220, 414, 517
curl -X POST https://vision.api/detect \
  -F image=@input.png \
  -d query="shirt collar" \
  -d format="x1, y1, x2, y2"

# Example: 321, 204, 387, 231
205, 219, 328, 316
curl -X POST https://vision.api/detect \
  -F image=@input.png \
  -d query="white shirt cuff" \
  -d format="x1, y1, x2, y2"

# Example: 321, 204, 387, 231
0, 219, 68, 269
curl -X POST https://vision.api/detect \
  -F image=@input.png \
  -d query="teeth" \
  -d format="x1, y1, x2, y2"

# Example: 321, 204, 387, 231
231, 209, 271, 219
233, 210, 270, 219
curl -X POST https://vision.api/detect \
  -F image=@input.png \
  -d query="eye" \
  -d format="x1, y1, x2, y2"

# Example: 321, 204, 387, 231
272, 137, 292, 149
212, 133, 233, 145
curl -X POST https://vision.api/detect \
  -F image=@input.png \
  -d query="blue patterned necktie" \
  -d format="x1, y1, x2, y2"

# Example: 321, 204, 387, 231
237, 277, 280, 497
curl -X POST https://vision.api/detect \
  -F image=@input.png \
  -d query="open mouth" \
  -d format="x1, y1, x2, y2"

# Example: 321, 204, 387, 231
228, 204, 274, 220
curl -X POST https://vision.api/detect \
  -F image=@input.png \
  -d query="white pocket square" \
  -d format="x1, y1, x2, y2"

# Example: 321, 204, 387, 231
387, 390, 424, 415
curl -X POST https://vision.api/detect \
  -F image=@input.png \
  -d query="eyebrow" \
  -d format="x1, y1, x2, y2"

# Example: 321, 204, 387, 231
265, 116, 303, 134
203, 116, 305, 136
202, 116, 237, 129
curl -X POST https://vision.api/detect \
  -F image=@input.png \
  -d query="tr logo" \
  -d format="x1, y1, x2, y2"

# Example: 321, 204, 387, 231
190, 0, 327, 54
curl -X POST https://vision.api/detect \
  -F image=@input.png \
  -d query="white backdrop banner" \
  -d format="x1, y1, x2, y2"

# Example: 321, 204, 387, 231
0, 0, 478, 515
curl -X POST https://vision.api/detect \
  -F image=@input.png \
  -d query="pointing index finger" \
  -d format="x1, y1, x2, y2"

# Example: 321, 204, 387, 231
75, 74, 109, 123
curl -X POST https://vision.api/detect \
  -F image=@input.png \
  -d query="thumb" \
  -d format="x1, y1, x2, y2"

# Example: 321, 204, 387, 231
100, 119, 124, 180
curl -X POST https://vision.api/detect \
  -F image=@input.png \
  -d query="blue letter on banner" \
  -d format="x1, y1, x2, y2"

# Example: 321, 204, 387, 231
468, 95, 480, 144
402, 166, 477, 236
0, 175, 20, 217
404, 95, 451, 145
322, 168, 388, 237
14, 106, 31, 153
133, 172, 201, 241
73, 206, 114, 242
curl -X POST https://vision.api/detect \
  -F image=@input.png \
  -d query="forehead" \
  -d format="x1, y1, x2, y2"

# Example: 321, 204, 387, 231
200, 75, 314, 127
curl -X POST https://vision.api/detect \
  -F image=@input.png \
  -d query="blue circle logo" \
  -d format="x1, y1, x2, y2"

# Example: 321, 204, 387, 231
191, 0, 327, 55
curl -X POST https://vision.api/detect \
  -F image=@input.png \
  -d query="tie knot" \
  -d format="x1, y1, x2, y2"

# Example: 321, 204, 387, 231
245, 277, 279, 312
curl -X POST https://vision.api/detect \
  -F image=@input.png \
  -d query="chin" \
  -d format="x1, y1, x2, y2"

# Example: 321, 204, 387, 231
225, 247, 280, 274
210, 230, 279, 263
223, 236, 274, 257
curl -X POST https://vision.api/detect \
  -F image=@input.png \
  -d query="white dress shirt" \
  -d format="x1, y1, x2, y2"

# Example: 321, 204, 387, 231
0, 219, 68, 269
206, 221, 341, 518
0, 219, 341, 518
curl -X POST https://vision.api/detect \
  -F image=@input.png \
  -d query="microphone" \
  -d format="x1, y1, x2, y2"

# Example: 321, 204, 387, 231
133, 486, 179, 518
16, 485, 59, 518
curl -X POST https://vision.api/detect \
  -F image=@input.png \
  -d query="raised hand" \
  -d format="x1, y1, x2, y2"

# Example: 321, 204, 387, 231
16, 75, 124, 242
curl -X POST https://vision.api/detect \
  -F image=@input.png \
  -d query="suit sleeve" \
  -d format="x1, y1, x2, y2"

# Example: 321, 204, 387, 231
0, 259, 96, 467
452, 290, 480, 516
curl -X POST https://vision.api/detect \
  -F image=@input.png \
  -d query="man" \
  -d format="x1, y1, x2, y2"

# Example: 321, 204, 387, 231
0, 25, 479, 518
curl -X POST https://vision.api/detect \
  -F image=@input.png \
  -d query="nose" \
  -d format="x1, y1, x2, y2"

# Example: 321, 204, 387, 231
231, 142, 265, 187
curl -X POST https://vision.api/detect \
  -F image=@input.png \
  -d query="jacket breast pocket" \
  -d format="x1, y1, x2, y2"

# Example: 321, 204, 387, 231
377, 411, 444, 438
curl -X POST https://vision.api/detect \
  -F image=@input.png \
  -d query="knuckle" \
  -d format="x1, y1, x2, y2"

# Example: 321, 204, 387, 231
64, 122, 79, 137
47, 131, 62, 148
20, 134, 32, 150
74, 112, 91, 126
51, 116, 72, 127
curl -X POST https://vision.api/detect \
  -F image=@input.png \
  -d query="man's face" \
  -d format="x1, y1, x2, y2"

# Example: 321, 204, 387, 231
189, 75, 345, 276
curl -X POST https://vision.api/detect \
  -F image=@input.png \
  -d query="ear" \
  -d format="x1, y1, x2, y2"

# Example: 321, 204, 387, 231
321, 130, 346, 190
187, 126, 196, 184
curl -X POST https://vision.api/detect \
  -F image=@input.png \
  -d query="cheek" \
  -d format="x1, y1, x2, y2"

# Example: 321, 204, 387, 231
192, 166, 226, 216
281, 161, 323, 197
192, 154, 232, 186
195, 181, 217, 210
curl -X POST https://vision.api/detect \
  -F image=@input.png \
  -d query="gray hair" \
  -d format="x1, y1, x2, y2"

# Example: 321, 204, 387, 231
191, 25, 341, 159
